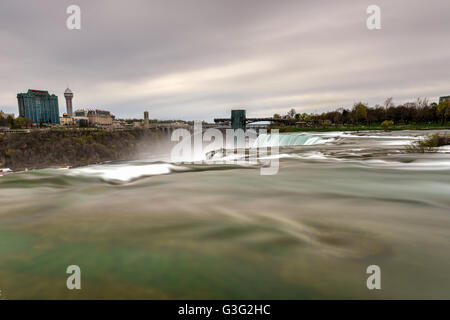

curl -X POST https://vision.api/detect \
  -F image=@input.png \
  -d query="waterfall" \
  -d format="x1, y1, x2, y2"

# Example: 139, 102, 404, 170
252, 133, 327, 147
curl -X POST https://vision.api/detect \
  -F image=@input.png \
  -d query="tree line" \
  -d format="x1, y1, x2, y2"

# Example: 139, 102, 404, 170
274, 97, 450, 126
0, 128, 163, 171
0, 115, 32, 129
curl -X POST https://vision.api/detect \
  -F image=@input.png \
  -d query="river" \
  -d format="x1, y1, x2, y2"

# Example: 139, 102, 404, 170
0, 130, 449, 299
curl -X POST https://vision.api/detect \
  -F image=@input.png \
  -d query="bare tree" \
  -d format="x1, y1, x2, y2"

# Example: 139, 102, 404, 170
384, 97, 394, 108
416, 97, 429, 109
383, 97, 394, 120
287, 108, 296, 119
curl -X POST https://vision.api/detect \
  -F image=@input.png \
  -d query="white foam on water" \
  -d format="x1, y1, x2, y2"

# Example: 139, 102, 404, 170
345, 157, 450, 170
288, 152, 330, 160
341, 133, 422, 140
257, 153, 294, 160
69, 163, 185, 182
381, 140, 413, 146
439, 145, 450, 153
0, 168, 12, 176
394, 160, 450, 170
252, 133, 329, 148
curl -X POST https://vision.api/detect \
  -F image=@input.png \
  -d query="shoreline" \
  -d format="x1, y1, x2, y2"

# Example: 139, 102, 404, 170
268, 125, 450, 133
2, 128, 449, 174
0, 128, 162, 172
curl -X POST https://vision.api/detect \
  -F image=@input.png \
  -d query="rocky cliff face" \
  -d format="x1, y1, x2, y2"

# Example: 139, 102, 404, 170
0, 129, 163, 171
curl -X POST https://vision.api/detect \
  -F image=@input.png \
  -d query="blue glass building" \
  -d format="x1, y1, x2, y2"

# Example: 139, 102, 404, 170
17, 89, 60, 124
439, 96, 450, 104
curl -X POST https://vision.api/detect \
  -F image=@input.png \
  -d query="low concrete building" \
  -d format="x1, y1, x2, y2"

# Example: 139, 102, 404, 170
59, 114, 74, 126
60, 118, 72, 126
112, 119, 126, 129
74, 109, 113, 126
74, 116, 89, 127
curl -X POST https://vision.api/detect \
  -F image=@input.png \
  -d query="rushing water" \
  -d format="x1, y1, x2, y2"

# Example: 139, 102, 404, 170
1, 130, 450, 299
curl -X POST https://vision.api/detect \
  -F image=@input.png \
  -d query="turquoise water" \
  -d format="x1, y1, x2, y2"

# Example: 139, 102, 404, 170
0, 130, 450, 299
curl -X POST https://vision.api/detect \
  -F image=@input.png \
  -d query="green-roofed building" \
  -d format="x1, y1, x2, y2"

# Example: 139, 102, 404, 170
17, 89, 60, 125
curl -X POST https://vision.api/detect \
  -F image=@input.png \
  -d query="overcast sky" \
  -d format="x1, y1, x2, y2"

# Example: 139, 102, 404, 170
0, 0, 449, 120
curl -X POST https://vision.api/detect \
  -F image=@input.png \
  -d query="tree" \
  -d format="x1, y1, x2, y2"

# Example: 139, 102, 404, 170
384, 97, 394, 108
352, 102, 368, 124
383, 97, 394, 119
0, 116, 8, 127
297, 113, 312, 122
273, 113, 281, 119
13, 116, 32, 129
342, 109, 351, 124
266, 97, 446, 128
437, 100, 450, 124
416, 97, 429, 109
287, 108, 296, 119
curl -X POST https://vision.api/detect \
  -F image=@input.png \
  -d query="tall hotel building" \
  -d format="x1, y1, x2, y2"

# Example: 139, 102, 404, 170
17, 89, 60, 124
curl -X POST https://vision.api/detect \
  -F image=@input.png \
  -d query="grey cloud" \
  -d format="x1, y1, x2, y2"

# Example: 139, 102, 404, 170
0, 0, 449, 120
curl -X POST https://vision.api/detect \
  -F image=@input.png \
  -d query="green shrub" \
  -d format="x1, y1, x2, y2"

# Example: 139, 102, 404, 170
381, 120, 394, 130
405, 133, 450, 153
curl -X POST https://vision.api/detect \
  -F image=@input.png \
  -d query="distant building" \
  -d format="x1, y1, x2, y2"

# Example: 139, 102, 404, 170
64, 88, 74, 117
112, 119, 125, 129
17, 89, 59, 124
73, 109, 88, 127
144, 111, 149, 129
60, 113, 73, 126
439, 96, 450, 104
88, 109, 113, 126
295, 121, 310, 128
74, 109, 113, 126
74, 109, 87, 117
231, 110, 246, 130
0, 111, 14, 119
